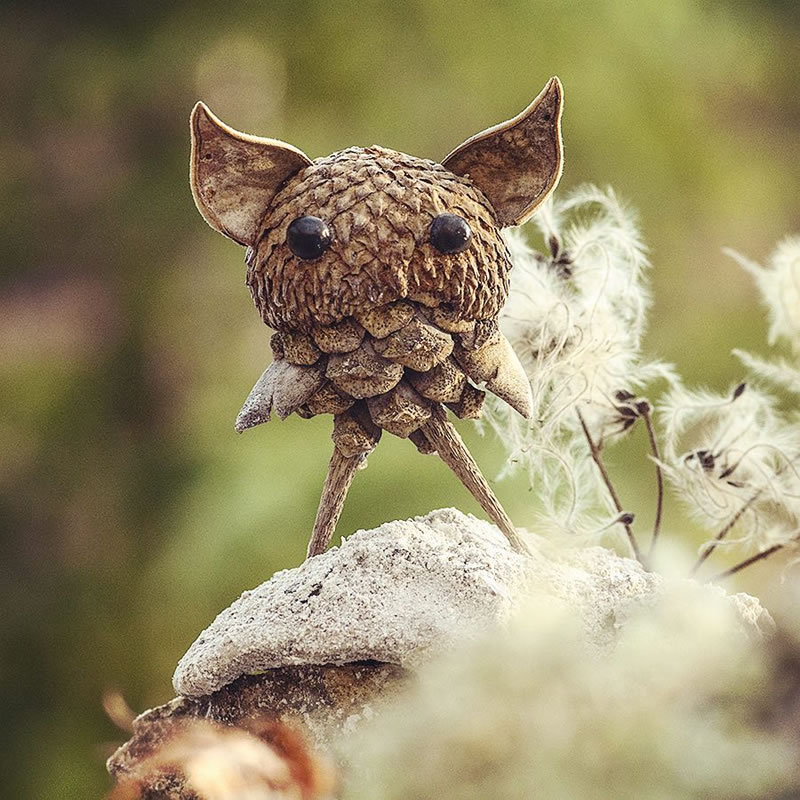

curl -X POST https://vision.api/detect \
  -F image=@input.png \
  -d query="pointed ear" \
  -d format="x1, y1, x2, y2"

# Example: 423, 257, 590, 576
441, 77, 564, 227
190, 102, 312, 246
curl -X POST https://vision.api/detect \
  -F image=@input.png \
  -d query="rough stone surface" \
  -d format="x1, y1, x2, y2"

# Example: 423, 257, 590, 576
108, 662, 406, 783
112, 508, 773, 795
173, 508, 773, 698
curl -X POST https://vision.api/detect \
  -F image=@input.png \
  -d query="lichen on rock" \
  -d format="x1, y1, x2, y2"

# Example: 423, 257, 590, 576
172, 508, 770, 699
110, 508, 774, 799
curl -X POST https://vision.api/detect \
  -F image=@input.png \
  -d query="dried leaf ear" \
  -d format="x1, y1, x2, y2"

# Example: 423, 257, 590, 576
441, 77, 564, 227
190, 102, 312, 246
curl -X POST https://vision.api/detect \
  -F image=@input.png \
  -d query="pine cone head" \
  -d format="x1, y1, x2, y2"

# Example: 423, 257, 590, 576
191, 77, 564, 333
248, 146, 511, 331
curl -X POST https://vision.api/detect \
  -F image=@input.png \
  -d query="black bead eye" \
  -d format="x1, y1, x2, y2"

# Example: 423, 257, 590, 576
287, 216, 332, 260
430, 214, 473, 254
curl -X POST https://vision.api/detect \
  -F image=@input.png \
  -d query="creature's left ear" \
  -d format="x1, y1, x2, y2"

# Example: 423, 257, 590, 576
441, 77, 564, 227
190, 102, 312, 246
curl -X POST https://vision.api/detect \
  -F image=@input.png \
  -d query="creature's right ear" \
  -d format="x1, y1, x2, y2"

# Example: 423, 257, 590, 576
190, 103, 312, 246
441, 77, 563, 227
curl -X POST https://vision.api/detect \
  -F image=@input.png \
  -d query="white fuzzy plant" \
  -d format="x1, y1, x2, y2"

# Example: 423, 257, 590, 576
484, 186, 800, 579
343, 584, 799, 800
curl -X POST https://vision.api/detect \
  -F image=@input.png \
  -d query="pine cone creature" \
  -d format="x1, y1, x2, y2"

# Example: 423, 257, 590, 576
190, 78, 564, 557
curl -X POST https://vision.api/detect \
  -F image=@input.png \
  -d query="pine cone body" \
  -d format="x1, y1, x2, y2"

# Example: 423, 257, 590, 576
237, 147, 531, 448
248, 146, 511, 330
236, 297, 533, 451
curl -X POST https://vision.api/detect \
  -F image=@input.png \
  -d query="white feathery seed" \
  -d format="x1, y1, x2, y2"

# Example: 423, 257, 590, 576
727, 237, 800, 352
484, 186, 671, 537
658, 381, 800, 550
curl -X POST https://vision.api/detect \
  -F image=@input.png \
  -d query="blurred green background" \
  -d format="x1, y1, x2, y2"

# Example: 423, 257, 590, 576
1, 0, 798, 796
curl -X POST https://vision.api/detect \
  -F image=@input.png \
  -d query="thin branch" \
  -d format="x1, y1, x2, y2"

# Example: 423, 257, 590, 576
641, 406, 664, 558
307, 448, 366, 558
707, 543, 785, 581
576, 407, 645, 566
422, 407, 531, 555
689, 493, 760, 575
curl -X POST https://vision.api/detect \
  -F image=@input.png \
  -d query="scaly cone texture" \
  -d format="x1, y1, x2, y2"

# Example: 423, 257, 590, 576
242, 145, 533, 434
190, 79, 564, 556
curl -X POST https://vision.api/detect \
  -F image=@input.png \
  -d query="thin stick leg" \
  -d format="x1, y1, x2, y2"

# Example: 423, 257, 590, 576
421, 407, 530, 555
307, 447, 365, 558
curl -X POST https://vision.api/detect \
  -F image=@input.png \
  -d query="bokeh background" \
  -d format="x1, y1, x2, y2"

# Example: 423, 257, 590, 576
1, 0, 798, 796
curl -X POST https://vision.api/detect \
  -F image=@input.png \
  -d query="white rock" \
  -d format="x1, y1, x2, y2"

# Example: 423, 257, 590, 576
173, 508, 772, 697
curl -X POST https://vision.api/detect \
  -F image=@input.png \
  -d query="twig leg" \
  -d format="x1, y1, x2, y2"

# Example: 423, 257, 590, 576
307, 447, 365, 558
421, 408, 530, 555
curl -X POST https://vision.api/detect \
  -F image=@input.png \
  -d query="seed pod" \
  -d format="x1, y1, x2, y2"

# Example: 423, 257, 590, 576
366, 381, 432, 438
269, 332, 285, 361
457, 318, 499, 351
486, 336, 533, 419
355, 301, 415, 338
274, 331, 321, 366
447, 383, 485, 419
191, 78, 565, 555
428, 306, 476, 334
453, 332, 503, 383
236, 360, 325, 431
311, 318, 365, 353
407, 359, 467, 403
326, 343, 404, 399
371, 317, 454, 372
332, 405, 382, 457
305, 382, 355, 416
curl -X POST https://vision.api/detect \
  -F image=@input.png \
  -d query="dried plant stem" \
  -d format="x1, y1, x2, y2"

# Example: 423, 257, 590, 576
708, 543, 786, 582
576, 407, 645, 566
422, 407, 531, 555
642, 408, 664, 558
307, 448, 366, 557
689, 493, 760, 575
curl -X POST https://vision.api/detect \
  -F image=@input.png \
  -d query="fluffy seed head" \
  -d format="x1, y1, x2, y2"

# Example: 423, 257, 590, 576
728, 237, 800, 352
659, 381, 800, 548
